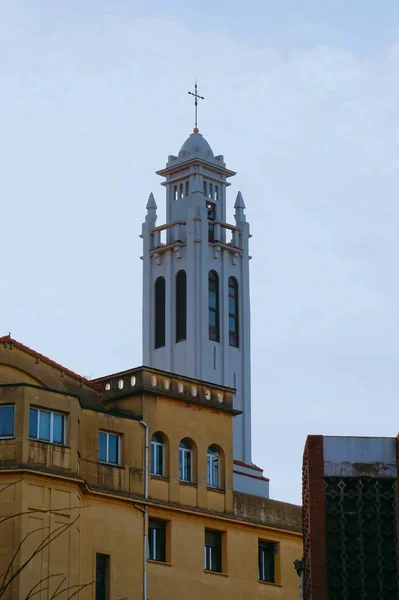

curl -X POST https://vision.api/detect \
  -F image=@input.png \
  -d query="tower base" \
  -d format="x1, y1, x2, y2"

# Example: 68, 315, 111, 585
233, 460, 270, 498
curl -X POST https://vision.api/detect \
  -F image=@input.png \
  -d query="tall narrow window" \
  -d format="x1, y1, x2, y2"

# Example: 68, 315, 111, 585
215, 185, 219, 201
185, 181, 189, 196
154, 277, 165, 349
151, 433, 164, 476
179, 183, 184, 198
148, 519, 166, 562
175, 270, 187, 343
95, 554, 109, 600
173, 185, 178, 201
228, 277, 239, 347
204, 530, 222, 572
207, 445, 220, 487
258, 541, 276, 583
0, 405, 15, 438
203, 181, 207, 196
208, 271, 219, 342
209, 183, 213, 199
179, 439, 192, 482
207, 201, 216, 242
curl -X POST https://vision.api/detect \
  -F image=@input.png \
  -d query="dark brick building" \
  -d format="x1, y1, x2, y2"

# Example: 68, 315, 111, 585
302, 435, 399, 600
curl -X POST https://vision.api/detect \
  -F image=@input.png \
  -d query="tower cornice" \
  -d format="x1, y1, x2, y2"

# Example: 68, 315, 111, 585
156, 158, 236, 180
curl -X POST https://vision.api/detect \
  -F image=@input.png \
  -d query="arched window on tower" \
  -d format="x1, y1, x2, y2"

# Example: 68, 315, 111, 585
203, 181, 207, 196
176, 270, 187, 343
185, 181, 189, 196
179, 183, 184, 198
215, 185, 219, 201
174, 185, 178, 201
154, 277, 166, 349
228, 277, 239, 347
209, 183, 213, 199
208, 271, 219, 342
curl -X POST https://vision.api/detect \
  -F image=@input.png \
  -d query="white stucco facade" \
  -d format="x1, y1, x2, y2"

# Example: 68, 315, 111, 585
142, 131, 269, 497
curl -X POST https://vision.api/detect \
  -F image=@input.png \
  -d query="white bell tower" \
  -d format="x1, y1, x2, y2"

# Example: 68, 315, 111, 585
142, 121, 269, 497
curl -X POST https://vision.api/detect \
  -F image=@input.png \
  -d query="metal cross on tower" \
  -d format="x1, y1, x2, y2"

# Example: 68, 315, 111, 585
188, 82, 204, 133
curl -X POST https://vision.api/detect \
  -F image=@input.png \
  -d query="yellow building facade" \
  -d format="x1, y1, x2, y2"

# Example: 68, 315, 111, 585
0, 335, 302, 599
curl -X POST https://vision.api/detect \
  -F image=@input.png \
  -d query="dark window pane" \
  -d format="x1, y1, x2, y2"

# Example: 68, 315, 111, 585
148, 519, 166, 562
208, 272, 219, 342
209, 291, 217, 309
205, 530, 222, 572
258, 542, 275, 582
176, 270, 187, 342
229, 316, 237, 333
52, 413, 64, 444
99, 432, 107, 462
108, 434, 118, 464
39, 411, 50, 441
229, 296, 236, 313
29, 408, 38, 439
0, 406, 14, 438
155, 277, 166, 349
95, 554, 109, 600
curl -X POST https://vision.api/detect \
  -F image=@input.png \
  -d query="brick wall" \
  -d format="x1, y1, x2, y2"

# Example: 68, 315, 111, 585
302, 435, 328, 600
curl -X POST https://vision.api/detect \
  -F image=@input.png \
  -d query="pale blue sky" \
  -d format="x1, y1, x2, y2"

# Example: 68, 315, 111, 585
2, 2, 399, 504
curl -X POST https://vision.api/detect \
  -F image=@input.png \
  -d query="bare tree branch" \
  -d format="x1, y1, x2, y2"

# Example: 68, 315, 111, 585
25, 573, 63, 600
0, 515, 80, 598
0, 479, 23, 495
49, 576, 66, 600
0, 504, 87, 526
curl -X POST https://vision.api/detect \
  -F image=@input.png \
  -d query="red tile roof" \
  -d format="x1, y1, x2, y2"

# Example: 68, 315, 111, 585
0, 334, 101, 391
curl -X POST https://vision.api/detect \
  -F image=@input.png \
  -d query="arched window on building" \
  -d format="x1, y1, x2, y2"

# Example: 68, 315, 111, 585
228, 277, 239, 348
179, 439, 192, 482
151, 433, 164, 476
208, 271, 219, 342
215, 185, 219, 201
209, 183, 213, 199
179, 183, 184, 198
176, 270, 187, 343
174, 185, 178, 201
154, 277, 165, 349
207, 445, 219, 487
185, 181, 189, 196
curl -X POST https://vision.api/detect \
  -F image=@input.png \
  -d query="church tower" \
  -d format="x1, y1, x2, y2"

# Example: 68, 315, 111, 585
142, 117, 269, 496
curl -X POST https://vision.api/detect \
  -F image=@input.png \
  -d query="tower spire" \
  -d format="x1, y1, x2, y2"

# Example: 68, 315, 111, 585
188, 81, 204, 133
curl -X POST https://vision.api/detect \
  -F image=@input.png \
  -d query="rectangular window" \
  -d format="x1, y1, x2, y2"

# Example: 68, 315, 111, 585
29, 408, 65, 444
148, 519, 166, 562
95, 553, 109, 600
179, 446, 192, 482
258, 541, 276, 583
151, 436, 164, 476
98, 431, 120, 465
0, 405, 15, 438
204, 529, 222, 572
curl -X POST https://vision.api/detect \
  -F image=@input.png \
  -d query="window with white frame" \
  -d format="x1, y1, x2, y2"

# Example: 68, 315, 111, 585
151, 433, 164, 476
0, 405, 15, 438
204, 529, 222, 572
148, 518, 167, 562
207, 445, 219, 487
258, 541, 277, 583
98, 431, 120, 465
179, 439, 192, 482
29, 407, 65, 444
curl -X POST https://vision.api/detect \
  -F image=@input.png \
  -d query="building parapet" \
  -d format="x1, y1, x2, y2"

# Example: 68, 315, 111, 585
94, 366, 240, 415
233, 492, 302, 534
